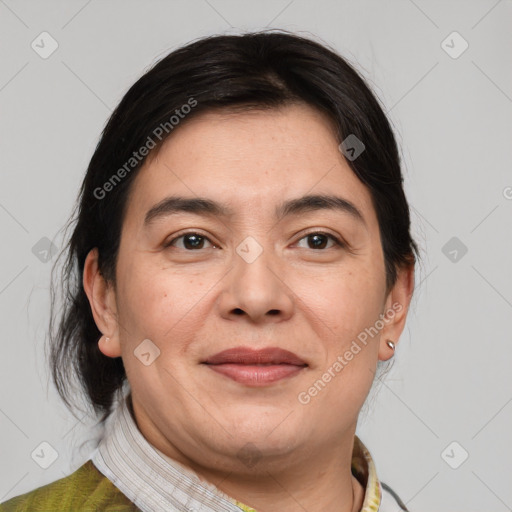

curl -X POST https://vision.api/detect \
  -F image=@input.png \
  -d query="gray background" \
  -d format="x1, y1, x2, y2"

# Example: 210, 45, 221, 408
1, 1, 511, 511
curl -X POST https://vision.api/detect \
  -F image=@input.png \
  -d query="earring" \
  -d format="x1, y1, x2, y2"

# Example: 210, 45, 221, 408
386, 339, 395, 352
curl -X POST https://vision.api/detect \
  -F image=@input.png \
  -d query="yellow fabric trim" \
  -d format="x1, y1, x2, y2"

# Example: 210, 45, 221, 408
234, 501, 259, 512
355, 436, 381, 512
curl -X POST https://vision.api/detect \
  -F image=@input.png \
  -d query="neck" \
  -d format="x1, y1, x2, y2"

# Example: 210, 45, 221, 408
129, 397, 365, 512
207, 447, 366, 512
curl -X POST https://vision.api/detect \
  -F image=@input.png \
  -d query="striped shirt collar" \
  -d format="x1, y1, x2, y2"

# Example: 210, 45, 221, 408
90, 392, 400, 512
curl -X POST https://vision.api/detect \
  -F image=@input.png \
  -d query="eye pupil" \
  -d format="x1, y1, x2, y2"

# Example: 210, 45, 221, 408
184, 234, 204, 249
309, 234, 327, 249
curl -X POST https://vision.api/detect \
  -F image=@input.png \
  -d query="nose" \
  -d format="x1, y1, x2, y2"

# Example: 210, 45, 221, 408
217, 241, 294, 324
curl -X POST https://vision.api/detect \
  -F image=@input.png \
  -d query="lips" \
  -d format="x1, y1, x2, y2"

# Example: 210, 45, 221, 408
203, 347, 307, 386
203, 347, 307, 366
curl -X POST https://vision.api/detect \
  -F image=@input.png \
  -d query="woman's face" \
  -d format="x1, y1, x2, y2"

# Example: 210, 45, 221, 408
85, 103, 413, 474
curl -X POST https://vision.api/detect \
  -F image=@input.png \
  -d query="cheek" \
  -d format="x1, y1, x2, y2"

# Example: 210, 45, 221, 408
291, 262, 383, 407
292, 261, 384, 342
115, 259, 213, 347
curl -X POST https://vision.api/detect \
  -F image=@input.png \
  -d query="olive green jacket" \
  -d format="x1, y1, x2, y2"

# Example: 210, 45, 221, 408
0, 460, 140, 512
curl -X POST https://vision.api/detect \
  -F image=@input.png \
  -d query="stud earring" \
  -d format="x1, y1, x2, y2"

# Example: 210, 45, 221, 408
386, 339, 395, 351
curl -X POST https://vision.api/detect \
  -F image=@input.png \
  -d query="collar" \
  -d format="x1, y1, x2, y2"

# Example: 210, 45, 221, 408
90, 392, 387, 512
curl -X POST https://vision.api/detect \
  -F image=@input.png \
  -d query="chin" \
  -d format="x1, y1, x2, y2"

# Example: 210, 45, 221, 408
205, 433, 304, 475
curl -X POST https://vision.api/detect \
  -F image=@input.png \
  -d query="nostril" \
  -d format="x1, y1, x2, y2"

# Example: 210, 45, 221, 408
230, 308, 280, 316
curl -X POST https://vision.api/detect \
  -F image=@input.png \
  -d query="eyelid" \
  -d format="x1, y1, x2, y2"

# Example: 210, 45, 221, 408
294, 229, 347, 248
164, 230, 218, 249
163, 229, 347, 251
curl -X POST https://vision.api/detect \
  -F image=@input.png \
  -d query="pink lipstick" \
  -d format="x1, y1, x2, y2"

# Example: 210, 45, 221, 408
203, 347, 307, 386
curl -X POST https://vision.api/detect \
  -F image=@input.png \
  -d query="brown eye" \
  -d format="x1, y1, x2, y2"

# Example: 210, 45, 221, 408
296, 232, 344, 250
165, 233, 215, 250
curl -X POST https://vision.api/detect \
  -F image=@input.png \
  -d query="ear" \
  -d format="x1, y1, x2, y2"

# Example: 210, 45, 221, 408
83, 248, 122, 358
378, 264, 415, 361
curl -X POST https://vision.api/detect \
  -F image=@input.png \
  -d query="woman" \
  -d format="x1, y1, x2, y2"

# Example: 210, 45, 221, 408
1, 30, 417, 512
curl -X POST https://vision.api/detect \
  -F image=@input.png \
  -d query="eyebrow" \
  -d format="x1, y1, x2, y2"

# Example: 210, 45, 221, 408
143, 194, 366, 227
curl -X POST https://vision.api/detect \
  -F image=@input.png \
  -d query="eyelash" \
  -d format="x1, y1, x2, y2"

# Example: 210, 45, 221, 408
296, 232, 346, 250
164, 231, 346, 251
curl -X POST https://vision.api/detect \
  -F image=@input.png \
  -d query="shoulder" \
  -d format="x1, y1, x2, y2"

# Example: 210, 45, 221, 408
0, 460, 140, 512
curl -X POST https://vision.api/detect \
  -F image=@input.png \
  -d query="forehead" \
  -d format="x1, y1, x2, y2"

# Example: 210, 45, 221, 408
123, 104, 377, 228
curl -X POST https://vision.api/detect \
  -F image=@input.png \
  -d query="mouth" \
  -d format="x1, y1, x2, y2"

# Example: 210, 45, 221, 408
202, 347, 308, 386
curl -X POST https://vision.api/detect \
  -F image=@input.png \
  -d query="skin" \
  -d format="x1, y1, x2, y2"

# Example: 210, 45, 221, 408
83, 103, 414, 512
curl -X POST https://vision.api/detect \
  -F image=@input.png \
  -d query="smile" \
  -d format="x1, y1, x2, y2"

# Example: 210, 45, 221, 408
202, 347, 308, 386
